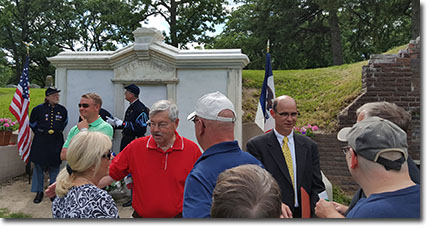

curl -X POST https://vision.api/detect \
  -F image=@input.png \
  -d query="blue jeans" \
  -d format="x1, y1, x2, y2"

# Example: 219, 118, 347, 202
31, 163, 60, 193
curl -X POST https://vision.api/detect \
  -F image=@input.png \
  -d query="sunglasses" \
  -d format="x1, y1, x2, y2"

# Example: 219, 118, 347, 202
78, 103, 90, 108
101, 150, 112, 159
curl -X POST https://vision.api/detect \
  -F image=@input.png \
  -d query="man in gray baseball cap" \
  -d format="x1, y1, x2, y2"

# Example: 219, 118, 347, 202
337, 116, 409, 171
315, 117, 420, 218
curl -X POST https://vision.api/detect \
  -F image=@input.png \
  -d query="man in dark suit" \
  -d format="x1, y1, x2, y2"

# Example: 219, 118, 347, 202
246, 95, 325, 218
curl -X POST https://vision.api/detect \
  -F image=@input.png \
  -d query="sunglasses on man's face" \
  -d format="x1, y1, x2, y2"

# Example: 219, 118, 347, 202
78, 103, 90, 108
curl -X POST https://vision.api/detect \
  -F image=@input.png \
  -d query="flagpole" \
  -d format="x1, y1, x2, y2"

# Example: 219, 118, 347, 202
23, 41, 32, 184
267, 40, 270, 53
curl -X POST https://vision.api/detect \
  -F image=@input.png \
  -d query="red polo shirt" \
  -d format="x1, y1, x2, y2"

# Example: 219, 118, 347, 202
109, 131, 201, 218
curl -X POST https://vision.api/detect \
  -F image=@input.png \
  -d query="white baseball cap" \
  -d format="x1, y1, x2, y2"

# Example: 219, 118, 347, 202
187, 91, 236, 122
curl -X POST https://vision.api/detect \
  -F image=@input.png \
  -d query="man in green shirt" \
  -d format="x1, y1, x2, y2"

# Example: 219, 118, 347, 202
60, 93, 113, 161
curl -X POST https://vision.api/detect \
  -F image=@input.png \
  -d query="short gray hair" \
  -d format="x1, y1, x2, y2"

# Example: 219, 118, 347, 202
149, 100, 179, 121
356, 101, 411, 132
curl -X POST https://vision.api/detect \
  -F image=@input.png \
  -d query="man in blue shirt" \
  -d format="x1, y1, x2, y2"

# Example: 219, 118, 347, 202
315, 117, 420, 218
182, 91, 263, 218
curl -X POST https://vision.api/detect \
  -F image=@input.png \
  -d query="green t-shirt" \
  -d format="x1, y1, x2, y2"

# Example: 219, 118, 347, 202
63, 117, 114, 148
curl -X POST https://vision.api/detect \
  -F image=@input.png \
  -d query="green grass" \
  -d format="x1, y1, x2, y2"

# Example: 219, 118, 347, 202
0, 88, 45, 121
242, 44, 407, 132
242, 61, 366, 132
332, 184, 352, 206
0, 208, 32, 218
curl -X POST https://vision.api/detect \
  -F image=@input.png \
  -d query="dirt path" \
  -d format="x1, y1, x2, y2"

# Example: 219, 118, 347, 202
0, 175, 134, 218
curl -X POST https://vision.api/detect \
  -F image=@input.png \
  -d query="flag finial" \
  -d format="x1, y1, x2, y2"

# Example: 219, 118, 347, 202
23, 41, 33, 55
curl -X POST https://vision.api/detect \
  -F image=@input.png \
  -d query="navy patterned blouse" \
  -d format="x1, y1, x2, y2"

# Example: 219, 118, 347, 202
52, 184, 119, 218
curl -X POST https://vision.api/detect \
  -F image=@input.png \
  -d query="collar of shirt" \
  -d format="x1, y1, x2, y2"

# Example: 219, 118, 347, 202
129, 98, 138, 105
88, 116, 103, 128
146, 130, 184, 153
196, 141, 240, 163
273, 128, 294, 147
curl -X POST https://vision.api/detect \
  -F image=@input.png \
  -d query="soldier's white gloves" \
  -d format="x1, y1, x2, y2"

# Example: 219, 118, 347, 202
114, 117, 123, 127
106, 117, 116, 126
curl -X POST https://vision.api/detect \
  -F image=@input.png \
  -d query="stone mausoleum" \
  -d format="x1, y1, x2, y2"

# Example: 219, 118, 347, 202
48, 27, 249, 153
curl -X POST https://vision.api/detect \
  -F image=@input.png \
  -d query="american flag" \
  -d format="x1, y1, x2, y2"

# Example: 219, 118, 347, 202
9, 55, 32, 163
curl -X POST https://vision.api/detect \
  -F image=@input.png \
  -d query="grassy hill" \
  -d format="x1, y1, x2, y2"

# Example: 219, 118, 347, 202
242, 44, 408, 132
0, 88, 45, 119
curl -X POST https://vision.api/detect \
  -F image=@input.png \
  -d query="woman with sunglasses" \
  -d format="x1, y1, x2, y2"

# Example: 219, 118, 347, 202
52, 131, 118, 218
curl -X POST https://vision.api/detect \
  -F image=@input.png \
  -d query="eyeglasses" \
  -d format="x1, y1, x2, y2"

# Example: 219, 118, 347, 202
147, 121, 170, 129
274, 109, 300, 118
191, 116, 199, 123
342, 146, 351, 155
101, 150, 112, 159
78, 103, 90, 108
191, 116, 206, 128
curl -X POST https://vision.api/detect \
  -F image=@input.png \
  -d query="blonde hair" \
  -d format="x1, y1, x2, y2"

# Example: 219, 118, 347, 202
82, 93, 102, 107
55, 131, 112, 197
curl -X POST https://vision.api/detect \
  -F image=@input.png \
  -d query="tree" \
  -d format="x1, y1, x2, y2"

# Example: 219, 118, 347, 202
65, 0, 148, 51
411, 0, 419, 40
145, 0, 228, 48
316, 0, 344, 65
209, 0, 413, 70
0, 0, 66, 86
0, 0, 148, 86
340, 0, 412, 62
209, 0, 332, 69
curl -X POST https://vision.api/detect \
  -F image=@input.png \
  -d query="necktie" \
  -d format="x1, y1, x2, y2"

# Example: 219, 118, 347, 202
282, 136, 294, 190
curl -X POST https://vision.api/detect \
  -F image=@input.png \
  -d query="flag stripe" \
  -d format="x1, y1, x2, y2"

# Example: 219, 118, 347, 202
255, 52, 276, 132
9, 55, 31, 163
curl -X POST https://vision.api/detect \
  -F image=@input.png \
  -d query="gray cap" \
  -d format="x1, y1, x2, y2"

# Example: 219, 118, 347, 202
337, 116, 408, 170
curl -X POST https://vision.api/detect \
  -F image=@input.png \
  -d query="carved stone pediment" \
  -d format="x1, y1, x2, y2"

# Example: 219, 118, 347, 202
112, 58, 177, 84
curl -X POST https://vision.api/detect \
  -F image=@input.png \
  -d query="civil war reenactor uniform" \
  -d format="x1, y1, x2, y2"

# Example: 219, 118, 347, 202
106, 84, 149, 207
29, 87, 68, 203
107, 84, 149, 150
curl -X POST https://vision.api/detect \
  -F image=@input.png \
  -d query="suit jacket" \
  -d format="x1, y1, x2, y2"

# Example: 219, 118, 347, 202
246, 131, 325, 217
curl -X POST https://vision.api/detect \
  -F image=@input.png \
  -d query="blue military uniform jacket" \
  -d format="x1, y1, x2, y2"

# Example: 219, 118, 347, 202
29, 102, 68, 166
121, 99, 149, 138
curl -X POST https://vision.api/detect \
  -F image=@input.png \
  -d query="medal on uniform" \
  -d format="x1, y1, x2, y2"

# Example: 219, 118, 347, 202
48, 129, 54, 134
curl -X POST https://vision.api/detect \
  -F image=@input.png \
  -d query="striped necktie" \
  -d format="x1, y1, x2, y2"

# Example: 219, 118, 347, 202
282, 136, 294, 190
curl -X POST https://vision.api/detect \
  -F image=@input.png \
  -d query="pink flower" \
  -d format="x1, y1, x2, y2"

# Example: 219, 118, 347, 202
4, 123, 10, 128
312, 126, 319, 131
